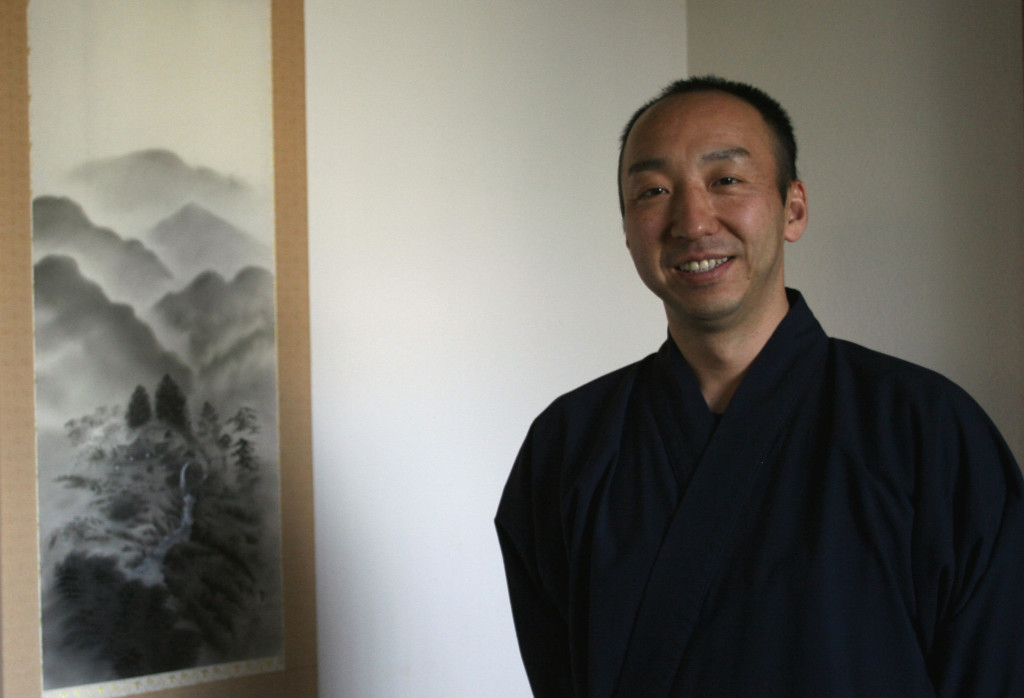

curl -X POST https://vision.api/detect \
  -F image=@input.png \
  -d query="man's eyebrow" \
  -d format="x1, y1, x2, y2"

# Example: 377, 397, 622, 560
702, 147, 751, 163
625, 157, 669, 177
625, 148, 752, 177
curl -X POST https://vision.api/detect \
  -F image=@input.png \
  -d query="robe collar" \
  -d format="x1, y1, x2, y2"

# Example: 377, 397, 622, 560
613, 288, 830, 697
649, 289, 825, 488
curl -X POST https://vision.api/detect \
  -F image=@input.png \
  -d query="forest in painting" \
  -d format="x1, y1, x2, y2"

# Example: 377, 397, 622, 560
33, 149, 282, 689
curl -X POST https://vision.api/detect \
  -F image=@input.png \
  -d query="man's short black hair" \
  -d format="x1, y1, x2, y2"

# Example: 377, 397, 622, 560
617, 76, 798, 213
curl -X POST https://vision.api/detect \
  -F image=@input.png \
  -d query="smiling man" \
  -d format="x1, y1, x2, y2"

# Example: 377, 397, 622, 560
620, 86, 807, 413
496, 77, 1024, 697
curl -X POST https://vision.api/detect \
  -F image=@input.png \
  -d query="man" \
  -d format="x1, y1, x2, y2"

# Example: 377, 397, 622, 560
495, 76, 1024, 697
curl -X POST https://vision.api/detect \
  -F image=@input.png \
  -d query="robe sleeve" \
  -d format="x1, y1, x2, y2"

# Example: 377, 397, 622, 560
495, 421, 574, 697
912, 387, 1024, 696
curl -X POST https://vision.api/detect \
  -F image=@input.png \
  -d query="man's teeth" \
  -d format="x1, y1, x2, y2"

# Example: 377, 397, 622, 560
679, 257, 728, 273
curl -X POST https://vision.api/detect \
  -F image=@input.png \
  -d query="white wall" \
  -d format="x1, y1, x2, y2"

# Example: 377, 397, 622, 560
688, 0, 1024, 460
305, 3, 685, 695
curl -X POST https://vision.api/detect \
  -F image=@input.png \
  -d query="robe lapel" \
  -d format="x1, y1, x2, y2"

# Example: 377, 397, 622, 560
650, 338, 717, 491
613, 292, 829, 697
584, 343, 714, 698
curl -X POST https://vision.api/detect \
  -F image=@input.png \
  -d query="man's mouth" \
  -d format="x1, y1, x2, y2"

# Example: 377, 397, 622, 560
676, 257, 730, 273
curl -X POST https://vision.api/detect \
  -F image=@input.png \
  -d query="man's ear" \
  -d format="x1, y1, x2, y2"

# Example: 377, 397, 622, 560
784, 180, 808, 243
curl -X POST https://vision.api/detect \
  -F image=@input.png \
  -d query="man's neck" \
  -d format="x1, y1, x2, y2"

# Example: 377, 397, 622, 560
667, 298, 790, 414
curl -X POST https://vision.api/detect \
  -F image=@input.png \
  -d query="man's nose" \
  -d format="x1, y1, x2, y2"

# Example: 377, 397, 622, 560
670, 187, 717, 239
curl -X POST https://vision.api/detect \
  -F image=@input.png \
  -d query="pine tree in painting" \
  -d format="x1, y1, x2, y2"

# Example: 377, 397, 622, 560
154, 374, 189, 432
232, 437, 257, 472
126, 385, 152, 428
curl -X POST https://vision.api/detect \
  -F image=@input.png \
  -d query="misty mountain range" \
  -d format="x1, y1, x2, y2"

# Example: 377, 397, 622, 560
34, 254, 194, 425
32, 149, 278, 438
153, 265, 278, 416
150, 202, 273, 282
33, 195, 271, 306
69, 149, 249, 213
64, 148, 274, 247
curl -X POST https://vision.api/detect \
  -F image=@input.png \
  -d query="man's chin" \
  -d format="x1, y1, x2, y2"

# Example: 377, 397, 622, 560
666, 298, 742, 331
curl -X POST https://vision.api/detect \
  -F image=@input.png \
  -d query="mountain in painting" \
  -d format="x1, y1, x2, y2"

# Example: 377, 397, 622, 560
65, 149, 272, 246
32, 196, 174, 306
68, 148, 248, 217
147, 203, 273, 282
33, 254, 193, 434
153, 266, 277, 419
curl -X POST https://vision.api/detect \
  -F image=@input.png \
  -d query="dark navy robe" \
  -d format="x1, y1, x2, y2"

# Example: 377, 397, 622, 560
496, 290, 1024, 697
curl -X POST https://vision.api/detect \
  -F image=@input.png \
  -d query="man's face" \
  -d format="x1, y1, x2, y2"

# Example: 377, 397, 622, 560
620, 91, 807, 337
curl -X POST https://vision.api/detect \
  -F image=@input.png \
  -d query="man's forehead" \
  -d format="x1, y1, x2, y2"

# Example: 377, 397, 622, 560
632, 91, 764, 138
622, 92, 772, 167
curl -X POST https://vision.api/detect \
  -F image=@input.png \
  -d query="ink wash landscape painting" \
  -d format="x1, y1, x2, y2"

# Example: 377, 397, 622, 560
28, 2, 283, 694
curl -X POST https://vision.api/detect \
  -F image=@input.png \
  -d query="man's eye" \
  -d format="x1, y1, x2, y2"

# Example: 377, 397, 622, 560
639, 187, 668, 198
714, 176, 739, 186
